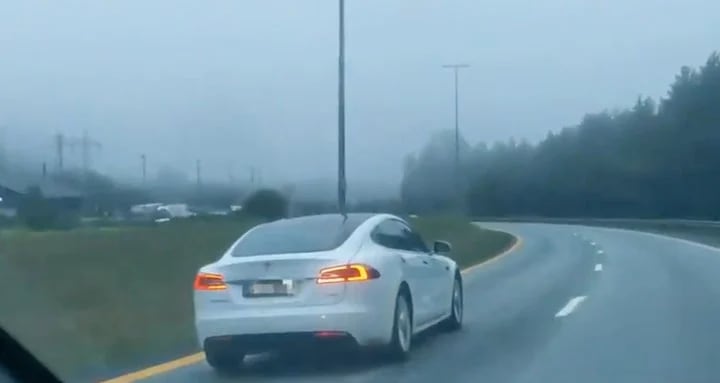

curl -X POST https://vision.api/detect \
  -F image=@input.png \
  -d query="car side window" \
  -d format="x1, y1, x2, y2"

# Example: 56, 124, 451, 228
402, 226, 430, 253
371, 219, 428, 253
371, 220, 414, 251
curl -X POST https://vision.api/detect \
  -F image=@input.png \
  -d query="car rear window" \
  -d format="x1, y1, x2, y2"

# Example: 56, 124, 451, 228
231, 214, 372, 257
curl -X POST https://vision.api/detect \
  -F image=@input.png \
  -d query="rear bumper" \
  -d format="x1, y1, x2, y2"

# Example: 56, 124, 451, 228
195, 304, 392, 350
204, 332, 358, 354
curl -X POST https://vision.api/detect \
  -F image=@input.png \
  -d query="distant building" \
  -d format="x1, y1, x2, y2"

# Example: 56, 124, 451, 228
0, 171, 84, 214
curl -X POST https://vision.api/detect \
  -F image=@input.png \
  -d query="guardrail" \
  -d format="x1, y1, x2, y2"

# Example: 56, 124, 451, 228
474, 217, 720, 247
474, 217, 720, 228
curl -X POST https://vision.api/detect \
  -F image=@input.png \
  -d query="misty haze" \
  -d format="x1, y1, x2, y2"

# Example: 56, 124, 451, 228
2, 0, 718, 201
3, 2, 720, 383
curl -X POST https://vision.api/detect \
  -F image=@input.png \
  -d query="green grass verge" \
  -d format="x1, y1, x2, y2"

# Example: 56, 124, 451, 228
410, 216, 516, 268
0, 217, 262, 380
0, 215, 513, 380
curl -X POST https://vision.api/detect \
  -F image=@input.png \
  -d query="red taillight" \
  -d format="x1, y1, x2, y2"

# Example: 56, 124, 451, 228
314, 331, 348, 338
194, 272, 227, 291
316, 264, 380, 284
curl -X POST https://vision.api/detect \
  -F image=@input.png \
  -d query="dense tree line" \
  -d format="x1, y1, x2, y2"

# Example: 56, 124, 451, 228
402, 52, 720, 219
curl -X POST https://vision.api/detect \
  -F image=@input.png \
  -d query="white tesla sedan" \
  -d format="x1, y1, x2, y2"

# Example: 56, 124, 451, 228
193, 213, 463, 372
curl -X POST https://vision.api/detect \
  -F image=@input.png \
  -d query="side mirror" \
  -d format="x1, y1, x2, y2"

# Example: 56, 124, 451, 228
433, 240, 452, 255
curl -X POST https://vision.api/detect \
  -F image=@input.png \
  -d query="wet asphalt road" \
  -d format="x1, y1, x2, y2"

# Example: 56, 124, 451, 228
141, 223, 720, 383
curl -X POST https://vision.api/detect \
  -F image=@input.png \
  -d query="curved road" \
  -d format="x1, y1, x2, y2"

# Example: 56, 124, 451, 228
139, 223, 720, 383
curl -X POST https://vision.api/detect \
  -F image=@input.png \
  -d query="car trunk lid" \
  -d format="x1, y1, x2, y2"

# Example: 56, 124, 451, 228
215, 251, 350, 307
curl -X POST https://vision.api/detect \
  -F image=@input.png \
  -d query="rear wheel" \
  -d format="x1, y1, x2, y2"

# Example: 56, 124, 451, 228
386, 290, 413, 360
205, 347, 245, 375
441, 273, 463, 331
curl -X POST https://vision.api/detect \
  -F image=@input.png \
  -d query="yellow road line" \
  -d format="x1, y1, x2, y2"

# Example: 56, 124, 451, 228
100, 231, 522, 383
98, 353, 205, 383
462, 232, 523, 275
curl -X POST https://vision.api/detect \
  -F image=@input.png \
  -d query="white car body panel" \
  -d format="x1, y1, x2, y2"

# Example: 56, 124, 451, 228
194, 213, 460, 351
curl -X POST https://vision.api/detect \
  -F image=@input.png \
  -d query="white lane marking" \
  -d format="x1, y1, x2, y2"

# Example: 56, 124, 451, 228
597, 249, 604, 254
594, 263, 603, 271
555, 296, 587, 317
579, 226, 720, 254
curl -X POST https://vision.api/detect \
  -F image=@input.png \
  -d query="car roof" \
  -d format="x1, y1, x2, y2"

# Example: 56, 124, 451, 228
277, 212, 376, 225
267, 212, 401, 227
217, 213, 405, 260
252, 212, 403, 240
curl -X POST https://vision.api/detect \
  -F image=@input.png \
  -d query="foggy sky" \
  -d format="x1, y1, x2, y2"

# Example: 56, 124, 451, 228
1, 0, 719, 191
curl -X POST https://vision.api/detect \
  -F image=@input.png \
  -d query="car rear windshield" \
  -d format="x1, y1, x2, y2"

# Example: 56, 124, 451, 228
231, 214, 372, 257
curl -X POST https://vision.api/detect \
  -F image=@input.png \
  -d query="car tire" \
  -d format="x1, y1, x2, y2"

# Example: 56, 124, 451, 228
386, 289, 413, 361
441, 272, 463, 331
205, 347, 245, 375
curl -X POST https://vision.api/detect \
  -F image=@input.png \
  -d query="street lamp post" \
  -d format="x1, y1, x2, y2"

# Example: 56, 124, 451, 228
338, 0, 347, 215
196, 159, 201, 193
442, 63, 469, 211
141, 154, 147, 185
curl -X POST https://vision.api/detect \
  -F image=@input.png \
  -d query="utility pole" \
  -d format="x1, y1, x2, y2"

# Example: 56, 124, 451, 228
77, 130, 101, 174
55, 133, 64, 171
58, 131, 101, 173
442, 63, 470, 211
81, 130, 89, 174
0, 126, 6, 172
141, 154, 147, 185
337, 0, 347, 215
196, 159, 201, 191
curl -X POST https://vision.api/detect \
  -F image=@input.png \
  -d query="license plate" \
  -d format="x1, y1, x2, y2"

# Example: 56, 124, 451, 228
244, 280, 294, 297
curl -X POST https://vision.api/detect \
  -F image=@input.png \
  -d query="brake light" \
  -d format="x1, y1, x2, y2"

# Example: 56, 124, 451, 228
194, 272, 227, 291
314, 331, 348, 338
316, 264, 380, 284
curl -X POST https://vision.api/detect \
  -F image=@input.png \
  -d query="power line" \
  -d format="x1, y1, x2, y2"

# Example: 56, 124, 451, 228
55, 131, 101, 173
